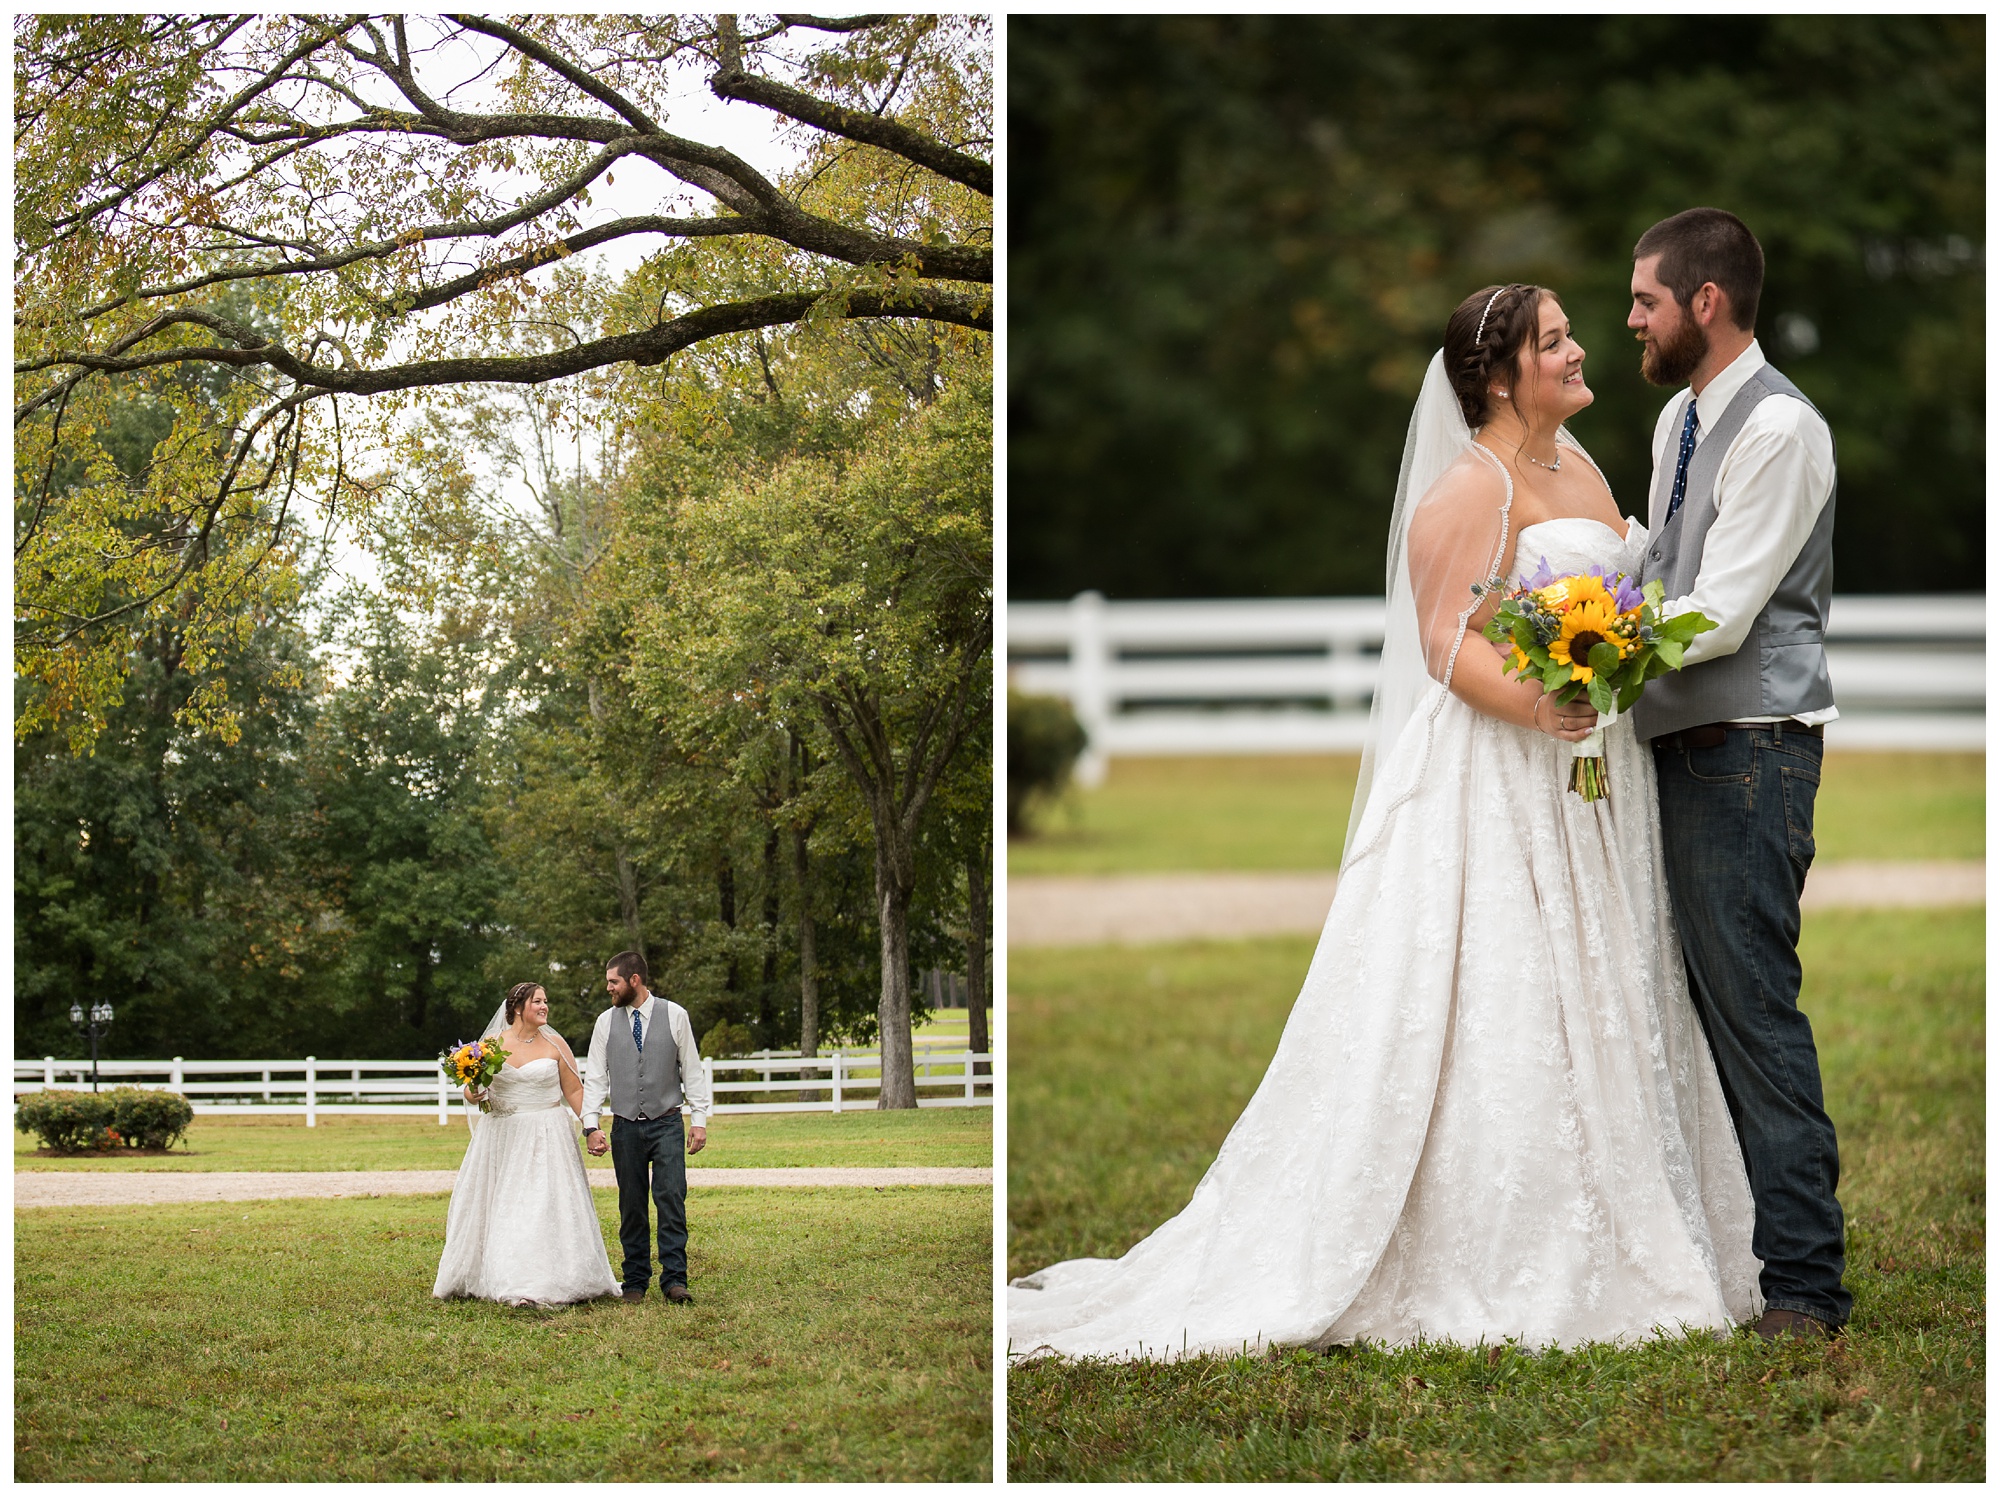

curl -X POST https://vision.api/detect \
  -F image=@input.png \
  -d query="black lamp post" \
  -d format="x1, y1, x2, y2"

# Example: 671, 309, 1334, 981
69, 1000, 114, 1092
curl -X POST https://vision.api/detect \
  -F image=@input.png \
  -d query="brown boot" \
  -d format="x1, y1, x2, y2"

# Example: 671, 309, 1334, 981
1754, 1308, 1837, 1342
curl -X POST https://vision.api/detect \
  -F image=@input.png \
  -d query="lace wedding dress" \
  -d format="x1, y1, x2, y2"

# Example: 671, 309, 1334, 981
432, 1057, 620, 1305
1009, 514, 1763, 1359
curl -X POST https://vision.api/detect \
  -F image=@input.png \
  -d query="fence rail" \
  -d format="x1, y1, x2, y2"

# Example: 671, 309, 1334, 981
1010, 592, 1985, 781
12, 1047, 994, 1125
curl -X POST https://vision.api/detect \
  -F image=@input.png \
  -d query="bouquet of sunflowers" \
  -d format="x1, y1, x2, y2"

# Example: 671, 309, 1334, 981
440, 1037, 510, 1113
1480, 559, 1715, 801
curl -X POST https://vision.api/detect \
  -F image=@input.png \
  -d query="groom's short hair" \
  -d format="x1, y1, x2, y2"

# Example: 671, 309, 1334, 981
1633, 208, 1764, 331
608, 950, 650, 985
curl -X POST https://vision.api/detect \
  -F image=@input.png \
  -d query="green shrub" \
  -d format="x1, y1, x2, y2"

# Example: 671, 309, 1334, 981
107, 1087, 195, 1150
701, 1020, 756, 1059
14, 1090, 115, 1152
1008, 688, 1088, 835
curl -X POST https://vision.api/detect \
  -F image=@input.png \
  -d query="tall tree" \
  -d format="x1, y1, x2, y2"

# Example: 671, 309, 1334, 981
16, 12, 992, 744
641, 366, 991, 1107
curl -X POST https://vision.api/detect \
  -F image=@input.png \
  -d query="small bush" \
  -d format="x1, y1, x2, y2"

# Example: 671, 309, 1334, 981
1008, 688, 1089, 835
700, 1020, 756, 1059
14, 1090, 115, 1152
108, 1087, 195, 1150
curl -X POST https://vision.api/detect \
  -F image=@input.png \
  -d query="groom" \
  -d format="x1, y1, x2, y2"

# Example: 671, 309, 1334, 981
1627, 207, 1850, 1342
581, 950, 712, 1304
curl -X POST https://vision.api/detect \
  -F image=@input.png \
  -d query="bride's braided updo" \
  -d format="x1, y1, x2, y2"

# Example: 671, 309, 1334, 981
1443, 282, 1554, 429
504, 981, 544, 1026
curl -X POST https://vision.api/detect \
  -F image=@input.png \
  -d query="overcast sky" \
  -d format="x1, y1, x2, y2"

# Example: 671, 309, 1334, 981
307, 23, 810, 619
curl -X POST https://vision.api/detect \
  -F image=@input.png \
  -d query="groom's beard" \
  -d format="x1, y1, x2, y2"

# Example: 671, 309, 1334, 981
1640, 312, 1708, 387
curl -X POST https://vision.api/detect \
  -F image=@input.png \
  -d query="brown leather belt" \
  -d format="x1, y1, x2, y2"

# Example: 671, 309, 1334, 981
1653, 720, 1825, 750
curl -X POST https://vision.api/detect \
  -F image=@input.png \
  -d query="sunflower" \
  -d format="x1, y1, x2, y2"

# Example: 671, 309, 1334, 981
1537, 574, 1614, 614
1548, 598, 1627, 683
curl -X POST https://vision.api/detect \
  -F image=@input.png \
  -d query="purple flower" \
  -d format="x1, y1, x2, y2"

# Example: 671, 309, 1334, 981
1518, 555, 1558, 591
1607, 572, 1645, 613
1576, 564, 1644, 613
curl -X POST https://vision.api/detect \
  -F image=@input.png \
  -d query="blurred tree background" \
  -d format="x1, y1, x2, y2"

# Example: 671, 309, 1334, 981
1009, 15, 1983, 601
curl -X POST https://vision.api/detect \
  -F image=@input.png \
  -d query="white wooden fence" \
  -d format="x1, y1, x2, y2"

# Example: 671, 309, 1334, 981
1010, 592, 1985, 783
12, 1045, 994, 1125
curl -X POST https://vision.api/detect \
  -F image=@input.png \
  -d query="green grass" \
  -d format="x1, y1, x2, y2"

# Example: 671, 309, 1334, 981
17, 1187, 990, 1481
1007, 908, 1983, 1480
1010, 755, 1360, 874
1809, 752, 1987, 862
16, 1107, 991, 1173
1009, 752, 1985, 875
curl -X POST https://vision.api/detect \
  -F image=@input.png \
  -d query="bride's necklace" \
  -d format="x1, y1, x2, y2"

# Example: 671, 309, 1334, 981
1522, 447, 1562, 473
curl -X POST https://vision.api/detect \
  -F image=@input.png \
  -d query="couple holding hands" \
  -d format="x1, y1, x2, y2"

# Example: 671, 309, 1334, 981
432, 951, 713, 1308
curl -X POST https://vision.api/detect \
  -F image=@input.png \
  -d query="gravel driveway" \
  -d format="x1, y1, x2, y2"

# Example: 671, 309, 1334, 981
14, 1166, 992, 1208
1009, 860, 1984, 948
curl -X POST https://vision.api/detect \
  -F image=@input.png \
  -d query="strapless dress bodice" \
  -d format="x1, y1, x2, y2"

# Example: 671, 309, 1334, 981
1510, 515, 1646, 585
485, 1055, 563, 1114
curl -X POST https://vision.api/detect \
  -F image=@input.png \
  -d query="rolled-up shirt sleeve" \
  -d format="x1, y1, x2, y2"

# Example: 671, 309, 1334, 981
1666, 397, 1835, 666
671, 1004, 712, 1126
580, 1009, 611, 1131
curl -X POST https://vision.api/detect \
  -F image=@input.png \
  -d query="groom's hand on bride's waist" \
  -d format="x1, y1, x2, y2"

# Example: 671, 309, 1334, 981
688, 1126, 707, 1155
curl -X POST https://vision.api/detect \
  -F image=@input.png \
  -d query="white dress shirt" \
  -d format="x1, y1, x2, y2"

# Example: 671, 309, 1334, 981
581, 990, 711, 1130
1650, 338, 1839, 725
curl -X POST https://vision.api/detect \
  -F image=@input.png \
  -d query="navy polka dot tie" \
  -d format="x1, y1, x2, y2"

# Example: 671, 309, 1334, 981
631, 1009, 644, 1054
1666, 396, 1700, 524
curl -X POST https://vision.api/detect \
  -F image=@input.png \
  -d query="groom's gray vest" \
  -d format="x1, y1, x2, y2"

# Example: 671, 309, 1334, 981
605, 1001, 683, 1120
1631, 362, 1836, 742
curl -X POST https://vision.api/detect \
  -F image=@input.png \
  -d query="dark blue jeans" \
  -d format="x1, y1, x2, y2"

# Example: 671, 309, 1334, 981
610, 1113, 688, 1292
1653, 723, 1850, 1327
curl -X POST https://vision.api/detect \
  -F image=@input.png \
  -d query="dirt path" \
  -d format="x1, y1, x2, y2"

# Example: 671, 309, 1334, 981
13, 1166, 992, 1208
1009, 860, 1984, 948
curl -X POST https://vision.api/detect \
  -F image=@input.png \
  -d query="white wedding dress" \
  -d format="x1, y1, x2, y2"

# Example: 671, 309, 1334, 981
1009, 515, 1763, 1359
432, 1057, 620, 1305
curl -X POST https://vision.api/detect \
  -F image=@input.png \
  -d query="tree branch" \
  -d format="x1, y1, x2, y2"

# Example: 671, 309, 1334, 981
710, 49, 991, 196
17, 288, 991, 422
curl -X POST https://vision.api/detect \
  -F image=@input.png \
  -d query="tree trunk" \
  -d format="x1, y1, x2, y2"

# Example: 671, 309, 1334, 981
874, 850, 917, 1109
718, 855, 738, 1001
966, 836, 989, 1084
587, 676, 645, 955
758, 827, 779, 1043
792, 819, 820, 1100
613, 846, 643, 953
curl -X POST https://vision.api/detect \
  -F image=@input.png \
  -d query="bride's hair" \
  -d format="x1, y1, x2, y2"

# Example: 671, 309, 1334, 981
503, 982, 544, 1026
1443, 282, 1555, 429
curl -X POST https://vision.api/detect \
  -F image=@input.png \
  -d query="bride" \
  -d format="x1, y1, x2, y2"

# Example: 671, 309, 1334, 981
1009, 283, 1763, 1359
433, 982, 620, 1306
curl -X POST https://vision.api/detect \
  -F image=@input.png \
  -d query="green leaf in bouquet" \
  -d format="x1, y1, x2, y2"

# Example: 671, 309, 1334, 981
1653, 637, 1685, 670
1586, 674, 1614, 714
1546, 662, 1573, 691
1587, 641, 1622, 679
1616, 677, 1646, 713
1643, 578, 1666, 608
1653, 609, 1720, 645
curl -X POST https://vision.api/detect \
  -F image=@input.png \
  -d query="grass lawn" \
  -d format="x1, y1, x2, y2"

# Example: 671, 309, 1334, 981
1008, 751, 1985, 874
17, 1186, 990, 1481
1007, 908, 1983, 1480
16, 1107, 991, 1173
